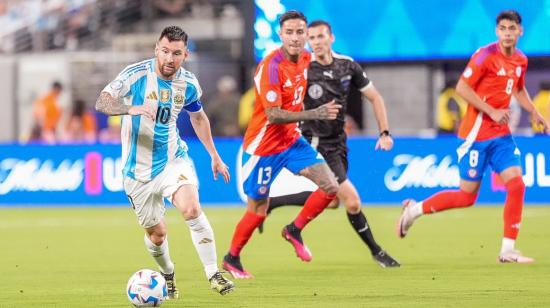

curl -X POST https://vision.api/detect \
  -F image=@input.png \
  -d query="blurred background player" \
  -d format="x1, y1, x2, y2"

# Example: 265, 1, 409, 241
436, 79, 467, 135
95, 26, 235, 297
32, 81, 63, 144
532, 81, 550, 135
222, 10, 342, 279
397, 10, 549, 263
261, 20, 400, 268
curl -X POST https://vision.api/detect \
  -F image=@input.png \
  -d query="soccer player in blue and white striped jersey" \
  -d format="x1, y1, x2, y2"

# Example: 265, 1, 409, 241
95, 26, 235, 297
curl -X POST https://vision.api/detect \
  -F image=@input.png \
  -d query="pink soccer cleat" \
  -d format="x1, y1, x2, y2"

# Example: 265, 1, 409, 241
396, 199, 417, 238
282, 225, 312, 262
222, 254, 254, 279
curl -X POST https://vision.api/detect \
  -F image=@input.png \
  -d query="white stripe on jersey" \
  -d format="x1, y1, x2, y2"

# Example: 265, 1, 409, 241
245, 123, 268, 154
456, 112, 483, 161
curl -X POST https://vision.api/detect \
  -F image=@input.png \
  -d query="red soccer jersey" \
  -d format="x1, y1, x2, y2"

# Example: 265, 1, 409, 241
458, 42, 528, 141
243, 48, 311, 155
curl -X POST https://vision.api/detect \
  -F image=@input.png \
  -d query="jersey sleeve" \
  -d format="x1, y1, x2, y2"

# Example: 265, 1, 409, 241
102, 64, 139, 101
517, 58, 528, 89
350, 61, 371, 91
254, 61, 282, 108
460, 48, 489, 89
184, 73, 203, 105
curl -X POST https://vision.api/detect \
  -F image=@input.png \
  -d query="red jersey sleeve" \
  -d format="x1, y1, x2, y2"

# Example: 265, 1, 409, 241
254, 58, 283, 108
517, 59, 528, 89
460, 47, 491, 89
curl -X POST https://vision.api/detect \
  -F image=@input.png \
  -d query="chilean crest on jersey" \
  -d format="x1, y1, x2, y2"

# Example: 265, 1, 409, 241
516, 66, 522, 77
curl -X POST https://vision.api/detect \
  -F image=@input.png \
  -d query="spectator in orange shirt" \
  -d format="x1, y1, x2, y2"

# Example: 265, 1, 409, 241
33, 81, 63, 143
61, 99, 97, 143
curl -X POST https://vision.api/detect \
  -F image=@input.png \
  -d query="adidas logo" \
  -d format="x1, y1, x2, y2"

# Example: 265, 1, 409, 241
284, 79, 292, 88
497, 68, 506, 76
178, 174, 187, 182
146, 91, 158, 100
198, 238, 213, 244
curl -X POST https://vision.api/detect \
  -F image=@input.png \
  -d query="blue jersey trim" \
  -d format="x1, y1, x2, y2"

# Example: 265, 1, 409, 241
183, 100, 202, 112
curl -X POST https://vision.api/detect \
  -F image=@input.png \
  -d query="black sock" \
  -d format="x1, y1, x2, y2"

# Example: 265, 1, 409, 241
347, 211, 381, 255
268, 191, 313, 214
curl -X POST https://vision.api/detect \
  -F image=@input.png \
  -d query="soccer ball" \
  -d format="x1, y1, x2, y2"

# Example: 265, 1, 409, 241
126, 269, 167, 307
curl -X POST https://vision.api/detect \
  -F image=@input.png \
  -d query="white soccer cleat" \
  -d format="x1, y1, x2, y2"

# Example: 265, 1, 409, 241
396, 199, 417, 238
498, 250, 535, 264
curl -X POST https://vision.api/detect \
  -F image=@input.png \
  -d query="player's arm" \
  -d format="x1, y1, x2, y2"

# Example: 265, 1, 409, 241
514, 86, 549, 133
265, 101, 341, 124
96, 69, 156, 120
361, 85, 393, 151
188, 108, 230, 183
455, 79, 510, 124
95, 92, 156, 121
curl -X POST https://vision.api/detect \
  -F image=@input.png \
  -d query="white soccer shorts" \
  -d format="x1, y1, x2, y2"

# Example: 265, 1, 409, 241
123, 156, 199, 228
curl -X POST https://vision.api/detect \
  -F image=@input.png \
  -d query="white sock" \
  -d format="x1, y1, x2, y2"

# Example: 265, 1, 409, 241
186, 212, 219, 280
410, 201, 424, 219
501, 237, 515, 253
144, 235, 174, 275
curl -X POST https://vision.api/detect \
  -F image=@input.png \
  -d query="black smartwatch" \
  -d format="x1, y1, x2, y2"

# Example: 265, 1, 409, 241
379, 130, 391, 137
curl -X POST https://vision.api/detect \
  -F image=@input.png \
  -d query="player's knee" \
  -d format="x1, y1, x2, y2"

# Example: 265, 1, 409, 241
345, 198, 361, 213
149, 233, 166, 246
322, 178, 339, 195
181, 205, 201, 220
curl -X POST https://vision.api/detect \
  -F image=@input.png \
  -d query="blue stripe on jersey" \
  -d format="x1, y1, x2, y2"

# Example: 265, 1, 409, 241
128, 76, 147, 104
150, 79, 172, 178
120, 59, 151, 76
123, 114, 141, 179
183, 100, 202, 112
184, 81, 199, 104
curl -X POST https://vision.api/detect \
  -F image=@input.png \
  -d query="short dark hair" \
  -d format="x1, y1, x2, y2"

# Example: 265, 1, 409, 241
308, 20, 332, 34
159, 26, 188, 44
52, 81, 62, 90
496, 10, 522, 25
279, 10, 307, 28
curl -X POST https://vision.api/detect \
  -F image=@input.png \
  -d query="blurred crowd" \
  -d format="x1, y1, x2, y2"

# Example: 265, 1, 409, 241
0, 0, 241, 53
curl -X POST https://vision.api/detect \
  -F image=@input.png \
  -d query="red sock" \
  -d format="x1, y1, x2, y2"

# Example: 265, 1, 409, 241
422, 189, 478, 214
229, 211, 266, 256
503, 176, 525, 240
293, 189, 336, 229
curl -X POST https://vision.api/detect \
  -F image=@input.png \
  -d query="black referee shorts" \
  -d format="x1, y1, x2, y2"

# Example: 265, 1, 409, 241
306, 136, 348, 184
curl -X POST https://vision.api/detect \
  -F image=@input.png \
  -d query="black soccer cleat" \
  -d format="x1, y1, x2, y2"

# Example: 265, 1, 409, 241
160, 271, 180, 299
373, 250, 400, 268
209, 271, 235, 295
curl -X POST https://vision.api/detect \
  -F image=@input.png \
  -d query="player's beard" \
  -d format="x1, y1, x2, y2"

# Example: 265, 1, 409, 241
160, 63, 177, 78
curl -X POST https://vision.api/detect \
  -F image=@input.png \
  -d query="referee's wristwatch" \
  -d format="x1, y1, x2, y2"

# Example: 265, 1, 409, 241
379, 130, 391, 137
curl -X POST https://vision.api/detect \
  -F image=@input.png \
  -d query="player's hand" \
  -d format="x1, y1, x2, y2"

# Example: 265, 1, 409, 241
531, 109, 549, 134
314, 100, 342, 120
488, 108, 511, 124
376, 135, 394, 151
212, 155, 230, 183
129, 104, 157, 121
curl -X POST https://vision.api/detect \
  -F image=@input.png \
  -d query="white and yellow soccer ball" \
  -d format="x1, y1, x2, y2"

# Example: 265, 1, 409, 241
126, 269, 167, 307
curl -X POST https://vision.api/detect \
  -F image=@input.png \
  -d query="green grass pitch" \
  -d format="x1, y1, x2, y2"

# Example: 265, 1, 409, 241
1, 205, 549, 307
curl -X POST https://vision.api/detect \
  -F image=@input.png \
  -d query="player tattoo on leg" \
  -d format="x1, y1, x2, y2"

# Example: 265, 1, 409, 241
300, 163, 338, 194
